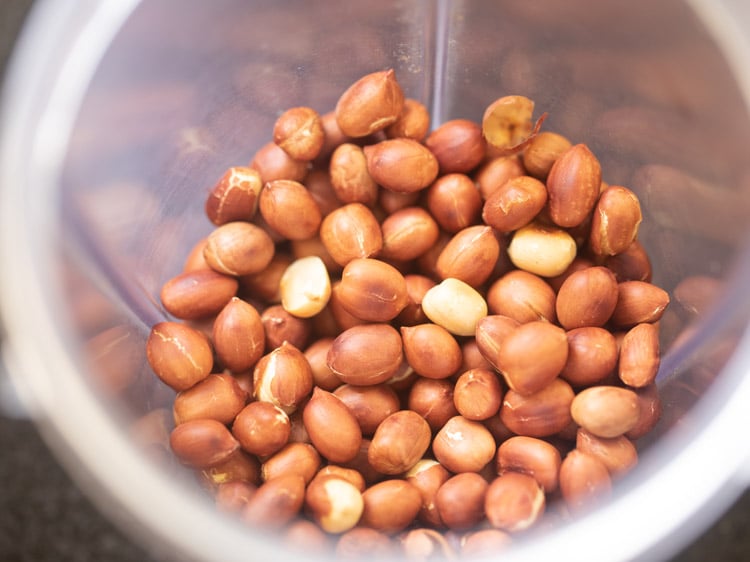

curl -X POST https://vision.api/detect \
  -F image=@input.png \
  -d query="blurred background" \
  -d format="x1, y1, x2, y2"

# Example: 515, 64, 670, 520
1, 1, 750, 560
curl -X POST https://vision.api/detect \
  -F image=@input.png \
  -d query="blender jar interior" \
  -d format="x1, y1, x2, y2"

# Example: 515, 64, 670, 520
3, 0, 750, 561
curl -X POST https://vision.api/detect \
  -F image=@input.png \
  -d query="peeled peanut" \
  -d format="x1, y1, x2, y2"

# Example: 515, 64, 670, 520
327, 324, 404, 386
426, 173, 483, 233
571, 386, 640, 438
400, 323, 462, 379
485, 472, 545, 532
335, 69, 404, 137
433, 416, 496, 473
496, 436, 561, 493
169, 419, 240, 469
146, 322, 213, 391
436, 225, 500, 288
279, 256, 332, 318
619, 323, 660, 388
507, 222, 577, 277
303, 387, 362, 463
421, 278, 488, 336
205, 166, 262, 225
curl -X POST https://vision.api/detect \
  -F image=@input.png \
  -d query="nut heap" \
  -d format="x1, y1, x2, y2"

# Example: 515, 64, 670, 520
146, 69, 669, 558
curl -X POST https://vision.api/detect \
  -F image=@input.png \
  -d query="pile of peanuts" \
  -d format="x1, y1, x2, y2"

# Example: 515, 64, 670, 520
145, 69, 670, 558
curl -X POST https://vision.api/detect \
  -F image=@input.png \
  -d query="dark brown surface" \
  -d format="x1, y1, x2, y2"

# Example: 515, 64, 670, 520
1, 1, 750, 561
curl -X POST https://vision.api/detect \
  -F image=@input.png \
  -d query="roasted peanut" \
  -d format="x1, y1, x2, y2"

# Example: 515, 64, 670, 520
360, 479, 422, 533
379, 207, 440, 261
303, 387, 362, 463
500, 378, 575, 437
555, 266, 619, 330
385, 98, 430, 141
335, 69, 404, 138
173, 373, 248, 426
425, 119, 486, 174
253, 341, 313, 414
610, 280, 670, 328
261, 442, 321, 484
232, 401, 291, 457
435, 472, 489, 530
305, 475, 364, 534
559, 450, 612, 512
407, 377, 459, 432
146, 322, 213, 391
485, 472, 545, 532
453, 368, 504, 421
170, 419, 240, 469
546, 143, 602, 228
619, 323, 660, 388
433, 416, 496, 473
336, 258, 408, 322
436, 225, 500, 288
495, 321, 568, 395
571, 386, 640, 438
496, 435, 561, 492
482, 175, 548, 233
486, 269, 557, 324
273, 106, 325, 162
160, 269, 238, 320
405, 460, 451, 527
425, 173, 483, 233
205, 166, 262, 226
334, 384, 401, 436
327, 323, 404, 386
368, 410, 432, 475
259, 179, 322, 240
364, 138, 440, 193
213, 297, 265, 373
401, 323, 462, 379
320, 202, 383, 266
329, 143, 379, 206
560, 327, 618, 387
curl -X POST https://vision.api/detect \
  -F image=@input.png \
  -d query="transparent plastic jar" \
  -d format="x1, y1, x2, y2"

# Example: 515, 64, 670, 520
2, 1, 750, 560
